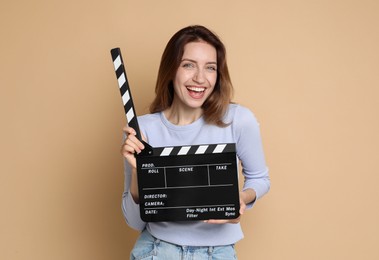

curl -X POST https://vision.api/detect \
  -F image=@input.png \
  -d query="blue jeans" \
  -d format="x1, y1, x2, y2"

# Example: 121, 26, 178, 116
130, 229, 237, 260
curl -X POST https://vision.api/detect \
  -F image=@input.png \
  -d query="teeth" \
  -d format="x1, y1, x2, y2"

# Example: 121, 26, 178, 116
187, 87, 205, 92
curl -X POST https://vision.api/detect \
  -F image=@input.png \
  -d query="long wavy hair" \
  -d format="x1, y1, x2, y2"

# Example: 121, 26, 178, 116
149, 25, 234, 127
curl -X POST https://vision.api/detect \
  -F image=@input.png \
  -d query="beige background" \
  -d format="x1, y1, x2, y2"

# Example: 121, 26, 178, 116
1, 0, 378, 259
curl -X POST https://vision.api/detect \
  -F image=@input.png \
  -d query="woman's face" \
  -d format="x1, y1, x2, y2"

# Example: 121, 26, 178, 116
172, 41, 217, 110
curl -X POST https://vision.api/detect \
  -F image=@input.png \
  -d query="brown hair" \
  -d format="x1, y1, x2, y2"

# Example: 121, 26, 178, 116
149, 25, 234, 127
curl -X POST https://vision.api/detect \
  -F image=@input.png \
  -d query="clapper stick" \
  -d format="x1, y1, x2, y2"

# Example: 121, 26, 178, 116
110, 48, 240, 222
111, 48, 152, 155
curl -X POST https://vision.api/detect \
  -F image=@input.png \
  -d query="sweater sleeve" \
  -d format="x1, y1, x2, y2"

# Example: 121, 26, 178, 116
121, 138, 146, 231
233, 106, 270, 207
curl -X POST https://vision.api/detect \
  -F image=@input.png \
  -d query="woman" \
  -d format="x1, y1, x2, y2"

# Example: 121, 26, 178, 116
121, 25, 270, 259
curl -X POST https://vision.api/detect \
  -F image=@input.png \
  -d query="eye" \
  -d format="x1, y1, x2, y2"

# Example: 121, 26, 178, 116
182, 62, 195, 68
206, 65, 217, 71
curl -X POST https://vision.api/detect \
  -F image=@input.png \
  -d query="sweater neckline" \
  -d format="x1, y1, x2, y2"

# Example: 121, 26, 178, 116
160, 111, 205, 131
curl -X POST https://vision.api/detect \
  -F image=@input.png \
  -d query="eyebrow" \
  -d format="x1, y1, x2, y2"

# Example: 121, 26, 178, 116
181, 58, 217, 65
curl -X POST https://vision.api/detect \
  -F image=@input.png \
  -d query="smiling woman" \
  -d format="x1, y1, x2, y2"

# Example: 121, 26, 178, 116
150, 25, 234, 127
169, 41, 218, 124
120, 25, 270, 260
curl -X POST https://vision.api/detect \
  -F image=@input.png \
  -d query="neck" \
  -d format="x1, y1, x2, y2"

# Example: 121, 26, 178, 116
164, 101, 203, 126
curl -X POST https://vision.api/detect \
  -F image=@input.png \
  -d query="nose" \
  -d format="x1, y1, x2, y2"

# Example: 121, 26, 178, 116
193, 68, 205, 84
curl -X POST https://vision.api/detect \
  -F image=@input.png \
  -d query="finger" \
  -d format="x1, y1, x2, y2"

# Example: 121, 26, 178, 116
123, 127, 145, 149
120, 143, 137, 168
121, 142, 138, 155
121, 137, 143, 155
204, 219, 228, 224
122, 126, 137, 136
125, 139, 142, 154
204, 217, 240, 224
127, 134, 145, 151
239, 203, 246, 215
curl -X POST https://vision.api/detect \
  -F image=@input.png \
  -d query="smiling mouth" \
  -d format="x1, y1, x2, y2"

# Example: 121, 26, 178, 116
186, 86, 205, 93
186, 86, 206, 99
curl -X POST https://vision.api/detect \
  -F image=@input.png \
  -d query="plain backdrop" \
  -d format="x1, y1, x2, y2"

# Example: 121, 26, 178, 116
1, 0, 378, 259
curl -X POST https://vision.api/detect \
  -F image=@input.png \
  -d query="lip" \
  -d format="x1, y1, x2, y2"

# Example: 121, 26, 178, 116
186, 85, 206, 99
186, 86, 206, 92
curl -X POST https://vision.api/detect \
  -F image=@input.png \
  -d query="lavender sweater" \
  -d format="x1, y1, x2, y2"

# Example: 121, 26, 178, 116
122, 104, 270, 246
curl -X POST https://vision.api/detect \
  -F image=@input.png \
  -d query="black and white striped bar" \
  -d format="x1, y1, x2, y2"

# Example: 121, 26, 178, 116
152, 143, 235, 157
111, 48, 142, 141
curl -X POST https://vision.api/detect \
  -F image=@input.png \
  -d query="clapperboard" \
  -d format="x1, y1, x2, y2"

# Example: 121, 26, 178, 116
111, 48, 240, 222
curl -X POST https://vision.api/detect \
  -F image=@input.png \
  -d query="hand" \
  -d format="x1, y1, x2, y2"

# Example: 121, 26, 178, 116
204, 197, 246, 224
121, 126, 146, 203
121, 126, 146, 169
204, 190, 255, 224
